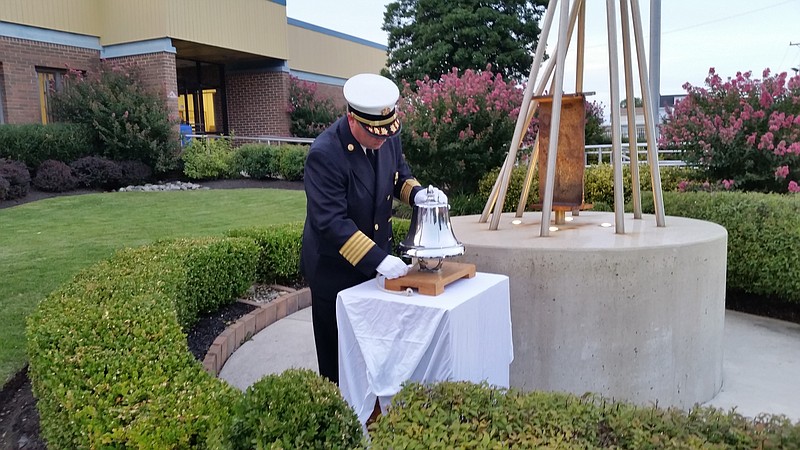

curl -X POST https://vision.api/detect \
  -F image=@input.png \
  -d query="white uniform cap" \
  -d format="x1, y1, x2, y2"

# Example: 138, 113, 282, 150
343, 73, 401, 137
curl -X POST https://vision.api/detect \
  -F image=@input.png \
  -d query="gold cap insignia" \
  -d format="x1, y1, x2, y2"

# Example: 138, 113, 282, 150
381, 106, 392, 115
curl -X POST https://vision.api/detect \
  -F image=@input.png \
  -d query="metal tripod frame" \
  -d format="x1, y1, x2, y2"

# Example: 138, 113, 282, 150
479, 0, 667, 236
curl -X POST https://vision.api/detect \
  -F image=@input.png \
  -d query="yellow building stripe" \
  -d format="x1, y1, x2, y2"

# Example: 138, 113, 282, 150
400, 179, 421, 205
339, 231, 375, 266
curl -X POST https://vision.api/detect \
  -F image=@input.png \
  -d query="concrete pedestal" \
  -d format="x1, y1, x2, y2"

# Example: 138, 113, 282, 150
449, 211, 727, 408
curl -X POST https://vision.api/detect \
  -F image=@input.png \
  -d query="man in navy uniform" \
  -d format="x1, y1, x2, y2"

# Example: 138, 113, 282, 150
301, 73, 446, 384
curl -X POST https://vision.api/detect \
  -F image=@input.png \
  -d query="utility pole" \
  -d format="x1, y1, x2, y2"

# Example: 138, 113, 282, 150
791, 42, 800, 74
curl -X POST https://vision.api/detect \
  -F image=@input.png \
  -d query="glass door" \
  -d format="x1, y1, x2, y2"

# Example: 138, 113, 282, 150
176, 59, 225, 135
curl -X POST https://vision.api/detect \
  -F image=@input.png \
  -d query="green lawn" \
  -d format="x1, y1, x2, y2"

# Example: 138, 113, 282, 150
0, 188, 307, 386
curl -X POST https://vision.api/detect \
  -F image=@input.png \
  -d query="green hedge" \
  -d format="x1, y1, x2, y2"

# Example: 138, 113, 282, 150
228, 223, 304, 285
26, 237, 258, 448
0, 123, 94, 167
641, 191, 800, 304
26, 231, 364, 448
24, 222, 800, 447
231, 143, 308, 181
228, 220, 411, 284
370, 382, 800, 448
477, 164, 699, 213
231, 143, 279, 179
210, 369, 363, 449
182, 138, 237, 180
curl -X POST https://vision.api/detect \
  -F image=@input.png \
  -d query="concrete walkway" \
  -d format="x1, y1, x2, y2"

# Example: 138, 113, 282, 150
219, 308, 800, 423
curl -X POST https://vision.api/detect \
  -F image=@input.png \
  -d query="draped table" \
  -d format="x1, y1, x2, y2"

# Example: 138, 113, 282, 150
336, 272, 513, 424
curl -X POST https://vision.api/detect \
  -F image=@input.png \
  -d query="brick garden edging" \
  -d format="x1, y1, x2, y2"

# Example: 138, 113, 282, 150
202, 286, 312, 375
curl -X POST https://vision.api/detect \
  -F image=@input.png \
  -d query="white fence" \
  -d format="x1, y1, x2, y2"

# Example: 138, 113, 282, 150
186, 135, 686, 167
185, 134, 315, 146
585, 144, 686, 166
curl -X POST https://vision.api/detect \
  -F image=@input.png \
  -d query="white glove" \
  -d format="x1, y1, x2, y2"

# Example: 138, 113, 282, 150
376, 255, 409, 279
414, 186, 448, 206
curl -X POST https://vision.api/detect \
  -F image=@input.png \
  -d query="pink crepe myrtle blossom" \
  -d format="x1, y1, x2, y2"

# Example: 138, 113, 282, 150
397, 65, 536, 193
659, 67, 800, 193
789, 181, 800, 193
775, 165, 790, 179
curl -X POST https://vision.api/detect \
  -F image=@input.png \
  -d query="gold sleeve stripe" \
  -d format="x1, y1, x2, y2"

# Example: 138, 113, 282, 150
400, 179, 421, 205
339, 231, 375, 266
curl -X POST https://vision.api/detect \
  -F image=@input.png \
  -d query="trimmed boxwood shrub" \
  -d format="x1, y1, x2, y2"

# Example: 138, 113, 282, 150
228, 220, 412, 285
209, 369, 363, 449
182, 137, 236, 180
370, 381, 800, 448
276, 144, 308, 181
32, 159, 78, 192
228, 223, 304, 285
26, 237, 259, 448
0, 158, 31, 199
641, 191, 800, 304
231, 143, 279, 179
230, 143, 308, 181
25, 221, 800, 448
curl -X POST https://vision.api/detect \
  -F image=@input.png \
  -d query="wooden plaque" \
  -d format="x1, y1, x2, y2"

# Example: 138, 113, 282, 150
536, 94, 586, 208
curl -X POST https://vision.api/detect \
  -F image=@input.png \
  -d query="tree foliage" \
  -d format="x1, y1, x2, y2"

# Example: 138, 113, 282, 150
382, 0, 548, 85
585, 100, 609, 145
620, 97, 643, 108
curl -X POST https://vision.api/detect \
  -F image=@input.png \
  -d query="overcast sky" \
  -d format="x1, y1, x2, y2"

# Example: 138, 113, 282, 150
287, 0, 800, 115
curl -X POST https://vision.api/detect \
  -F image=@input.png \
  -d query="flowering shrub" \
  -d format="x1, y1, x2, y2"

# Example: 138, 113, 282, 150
676, 179, 736, 193
398, 66, 534, 194
659, 68, 800, 193
51, 65, 180, 173
287, 76, 344, 138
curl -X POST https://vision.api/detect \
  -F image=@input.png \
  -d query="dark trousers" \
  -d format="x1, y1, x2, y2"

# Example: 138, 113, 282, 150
309, 255, 370, 385
311, 289, 339, 384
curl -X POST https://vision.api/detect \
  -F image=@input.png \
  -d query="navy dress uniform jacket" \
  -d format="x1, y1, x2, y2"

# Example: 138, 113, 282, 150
301, 116, 423, 383
301, 116, 422, 286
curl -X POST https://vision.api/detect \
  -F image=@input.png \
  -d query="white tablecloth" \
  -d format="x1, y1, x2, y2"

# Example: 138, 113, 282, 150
336, 272, 513, 424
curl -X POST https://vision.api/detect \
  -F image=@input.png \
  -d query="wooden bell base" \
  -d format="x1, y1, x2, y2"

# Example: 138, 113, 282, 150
384, 261, 476, 296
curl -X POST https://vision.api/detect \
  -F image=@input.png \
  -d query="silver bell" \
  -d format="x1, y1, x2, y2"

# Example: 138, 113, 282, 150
400, 185, 465, 271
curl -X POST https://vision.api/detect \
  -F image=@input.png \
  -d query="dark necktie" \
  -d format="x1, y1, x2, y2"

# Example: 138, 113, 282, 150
367, 149, 377, 172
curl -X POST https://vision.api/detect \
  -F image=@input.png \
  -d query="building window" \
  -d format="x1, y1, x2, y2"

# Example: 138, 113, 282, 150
37, 68, 67, 124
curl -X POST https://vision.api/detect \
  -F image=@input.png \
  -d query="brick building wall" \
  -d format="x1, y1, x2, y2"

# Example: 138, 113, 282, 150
0, 33, 350, 139
0, 36, 99, 124
106, 52, 179, 125
315, 82, 347, 110
226, 70, 291, 136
